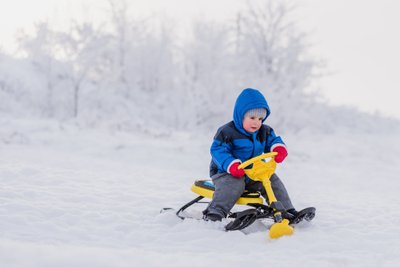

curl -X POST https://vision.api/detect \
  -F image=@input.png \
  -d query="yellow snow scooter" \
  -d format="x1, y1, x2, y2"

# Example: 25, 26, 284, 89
165, 152, 315, 239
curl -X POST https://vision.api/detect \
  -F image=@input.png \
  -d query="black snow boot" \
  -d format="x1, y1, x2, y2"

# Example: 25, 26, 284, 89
203, 213, 223, 222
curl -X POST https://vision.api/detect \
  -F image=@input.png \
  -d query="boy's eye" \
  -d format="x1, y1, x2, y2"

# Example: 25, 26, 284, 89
259, 117, 263, 121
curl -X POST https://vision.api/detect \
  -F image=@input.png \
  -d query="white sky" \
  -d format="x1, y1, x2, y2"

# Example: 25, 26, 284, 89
297, 0, 400, 119
0, 0, 399, 119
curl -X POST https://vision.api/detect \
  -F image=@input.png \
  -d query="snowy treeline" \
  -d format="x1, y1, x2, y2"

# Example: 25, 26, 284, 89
0, 0, 398, 134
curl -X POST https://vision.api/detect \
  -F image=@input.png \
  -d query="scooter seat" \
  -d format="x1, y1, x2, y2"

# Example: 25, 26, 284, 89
191, 180, 263, 205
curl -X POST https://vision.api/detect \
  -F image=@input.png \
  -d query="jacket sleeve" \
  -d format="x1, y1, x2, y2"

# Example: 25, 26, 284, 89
264, 127, 286, 152
210, 129, 239, 172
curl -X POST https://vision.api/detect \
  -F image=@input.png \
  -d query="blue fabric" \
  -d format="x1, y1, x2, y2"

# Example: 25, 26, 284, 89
209, 88, 285, 176
233, 88, 270, 136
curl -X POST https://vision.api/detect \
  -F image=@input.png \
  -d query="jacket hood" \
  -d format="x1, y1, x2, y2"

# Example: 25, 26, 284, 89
233, 88, 270, 135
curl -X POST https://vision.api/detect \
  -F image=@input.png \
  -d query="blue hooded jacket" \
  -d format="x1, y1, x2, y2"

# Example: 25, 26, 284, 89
209, 88, 285, 177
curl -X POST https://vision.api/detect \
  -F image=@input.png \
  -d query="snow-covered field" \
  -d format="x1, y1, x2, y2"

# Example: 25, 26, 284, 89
1, 118, 399, 267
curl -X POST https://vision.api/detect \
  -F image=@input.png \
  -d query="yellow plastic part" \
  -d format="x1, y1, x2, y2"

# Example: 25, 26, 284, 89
269, 219, 294, 239
191, 184, 263, 205
239, 152, 295, 239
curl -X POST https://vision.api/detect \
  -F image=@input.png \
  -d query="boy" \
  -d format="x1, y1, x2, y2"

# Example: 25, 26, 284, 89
203, 88, 298, 222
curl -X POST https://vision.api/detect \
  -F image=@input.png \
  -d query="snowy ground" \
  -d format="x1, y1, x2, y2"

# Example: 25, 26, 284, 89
0, 118, 399, 267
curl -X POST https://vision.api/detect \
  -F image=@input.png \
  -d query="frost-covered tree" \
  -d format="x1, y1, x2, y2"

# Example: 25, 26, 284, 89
16, 22, 63, 117
179, 20, 236, 129
54, 22, 111, 118
234, 1, 317, 131
108, 0, 130, 97
5, 0, 328, 134
0, 54, 44, 117
104, 0, 179, 131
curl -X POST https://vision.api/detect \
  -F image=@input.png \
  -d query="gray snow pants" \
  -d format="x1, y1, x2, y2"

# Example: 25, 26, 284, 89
203, 172, 294, 218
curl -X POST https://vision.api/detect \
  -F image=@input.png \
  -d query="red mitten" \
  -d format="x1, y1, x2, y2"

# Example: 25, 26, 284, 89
228, 162, 245, 178
273, 146, 288, 163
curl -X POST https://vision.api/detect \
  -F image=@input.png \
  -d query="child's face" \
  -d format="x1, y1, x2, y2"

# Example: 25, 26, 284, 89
243, 115, 263, 133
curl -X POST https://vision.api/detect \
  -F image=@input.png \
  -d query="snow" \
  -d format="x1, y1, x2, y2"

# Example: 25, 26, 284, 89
1, 118, 400, 267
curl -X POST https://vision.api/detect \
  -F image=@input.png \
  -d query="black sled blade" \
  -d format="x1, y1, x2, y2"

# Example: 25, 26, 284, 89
161, 196, 205, 220
225, 209, 258, 231
289, 207, 316, 225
